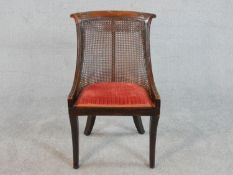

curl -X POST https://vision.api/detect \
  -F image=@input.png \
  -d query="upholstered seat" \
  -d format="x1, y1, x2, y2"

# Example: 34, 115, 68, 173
75, 82, 154, 108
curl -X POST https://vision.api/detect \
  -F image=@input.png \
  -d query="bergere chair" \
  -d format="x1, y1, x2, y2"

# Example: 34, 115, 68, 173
68, 11, 160, 169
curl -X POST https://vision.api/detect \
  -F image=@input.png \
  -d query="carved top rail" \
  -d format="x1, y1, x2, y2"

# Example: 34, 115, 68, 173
70, 11, 156, 23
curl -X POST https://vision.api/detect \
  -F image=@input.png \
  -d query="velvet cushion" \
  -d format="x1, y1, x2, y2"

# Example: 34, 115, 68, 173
75, 82, 154, 108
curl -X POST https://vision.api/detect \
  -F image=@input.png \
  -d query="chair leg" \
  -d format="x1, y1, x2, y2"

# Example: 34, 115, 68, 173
149, 115, 159, 168
84, 115, 96, 136
69, 116, 79, 169
133, 116, 145, 134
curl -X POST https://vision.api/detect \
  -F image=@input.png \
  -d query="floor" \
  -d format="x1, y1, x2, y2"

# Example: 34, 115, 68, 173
0, 0, 233, 174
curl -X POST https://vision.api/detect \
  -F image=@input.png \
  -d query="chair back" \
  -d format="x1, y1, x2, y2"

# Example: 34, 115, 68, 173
71, 11, 156, 95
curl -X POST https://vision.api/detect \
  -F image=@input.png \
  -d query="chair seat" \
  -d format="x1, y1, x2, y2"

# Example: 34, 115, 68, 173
75, 82, 154, 108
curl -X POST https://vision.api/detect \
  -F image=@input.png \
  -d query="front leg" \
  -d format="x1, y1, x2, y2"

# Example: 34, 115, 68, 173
149, 115, 159, 168
69, 115, 79, 169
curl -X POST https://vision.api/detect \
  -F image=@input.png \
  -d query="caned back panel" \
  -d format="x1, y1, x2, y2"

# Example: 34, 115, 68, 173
79, 18, 150, 92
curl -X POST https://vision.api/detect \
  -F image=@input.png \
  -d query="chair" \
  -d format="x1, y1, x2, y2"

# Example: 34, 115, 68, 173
68, 11, 160, 169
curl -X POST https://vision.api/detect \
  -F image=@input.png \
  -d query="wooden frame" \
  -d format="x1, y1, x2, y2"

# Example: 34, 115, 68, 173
67, 11, 160, 169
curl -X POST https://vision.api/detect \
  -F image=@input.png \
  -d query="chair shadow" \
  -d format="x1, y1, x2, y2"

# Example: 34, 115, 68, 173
80, 161, 147, 169
31, 138, 72, 166
116, 142, 148, 165
156, 123, 206, 166
92, 119, 137, 134
81, 131, 146, 164
31, 132, 147, 168
31, 119, 204, 169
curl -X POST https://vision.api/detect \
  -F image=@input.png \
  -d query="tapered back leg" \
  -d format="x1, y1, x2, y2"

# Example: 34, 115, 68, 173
133, 116, 145, 134
84, 115, 96, 136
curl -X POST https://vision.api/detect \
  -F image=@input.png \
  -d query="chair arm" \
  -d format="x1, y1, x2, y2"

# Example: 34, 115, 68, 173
67, 78, 80, 107
146, 62, 160, 104
151, 83, 160, 101
150, 83, 161, 111
67, 88, 77, 107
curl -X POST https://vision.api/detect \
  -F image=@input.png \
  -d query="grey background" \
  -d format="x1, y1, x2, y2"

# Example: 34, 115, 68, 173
0, 0, 233, 174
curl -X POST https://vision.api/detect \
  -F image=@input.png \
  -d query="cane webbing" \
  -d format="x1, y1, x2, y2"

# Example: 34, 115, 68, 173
79, 18, 150, 93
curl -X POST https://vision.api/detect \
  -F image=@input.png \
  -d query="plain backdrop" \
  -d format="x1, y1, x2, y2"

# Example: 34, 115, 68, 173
0, 0, 233, 175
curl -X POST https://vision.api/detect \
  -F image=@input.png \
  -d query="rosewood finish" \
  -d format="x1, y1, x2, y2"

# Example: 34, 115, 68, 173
68, 10, 160, 169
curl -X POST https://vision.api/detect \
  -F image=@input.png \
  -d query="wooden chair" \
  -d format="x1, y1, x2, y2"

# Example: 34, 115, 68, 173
68, 11, 160, 169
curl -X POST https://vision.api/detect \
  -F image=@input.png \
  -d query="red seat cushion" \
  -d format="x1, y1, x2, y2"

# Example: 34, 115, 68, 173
75, 82, 154, 108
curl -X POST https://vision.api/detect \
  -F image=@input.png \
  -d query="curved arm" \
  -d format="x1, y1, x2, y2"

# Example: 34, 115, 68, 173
147, 64, 161, 102
144, 16, 160, 107
68, 19, 83, 107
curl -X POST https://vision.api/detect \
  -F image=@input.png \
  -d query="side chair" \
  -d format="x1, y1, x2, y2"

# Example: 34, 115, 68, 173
67, 11, 161, 169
